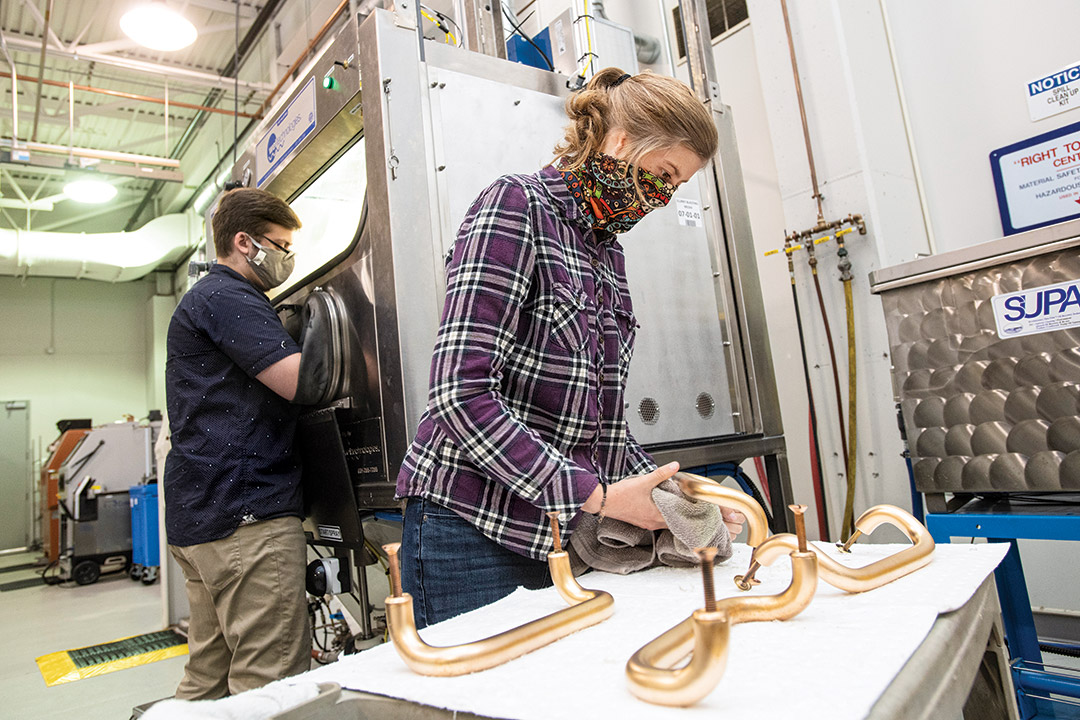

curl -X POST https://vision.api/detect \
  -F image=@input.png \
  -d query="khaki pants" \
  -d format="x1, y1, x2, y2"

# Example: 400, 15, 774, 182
169, 516, 310, 699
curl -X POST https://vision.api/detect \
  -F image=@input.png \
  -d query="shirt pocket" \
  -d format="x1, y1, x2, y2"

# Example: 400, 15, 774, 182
535, 282, 589, 353
613, 305, 638, 366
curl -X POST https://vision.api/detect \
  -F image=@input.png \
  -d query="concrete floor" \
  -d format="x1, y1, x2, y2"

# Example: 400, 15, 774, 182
0, 551, 185, 720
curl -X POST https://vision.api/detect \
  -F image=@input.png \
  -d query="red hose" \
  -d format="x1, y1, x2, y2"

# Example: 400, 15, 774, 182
752, 456, 771, 505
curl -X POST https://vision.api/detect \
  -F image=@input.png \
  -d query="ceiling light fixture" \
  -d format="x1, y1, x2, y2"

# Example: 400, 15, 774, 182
64, 179, 119, 204
120, 3, 198, 52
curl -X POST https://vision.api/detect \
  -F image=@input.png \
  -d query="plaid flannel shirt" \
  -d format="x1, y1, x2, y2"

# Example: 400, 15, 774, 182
396, 165, 657, 560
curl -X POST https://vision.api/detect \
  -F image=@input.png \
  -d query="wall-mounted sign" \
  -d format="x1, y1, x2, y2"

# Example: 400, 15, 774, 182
1027, 61, 1080, 122
990, 119, 1080, 235
256, 78, 317, 188
992, 278, 1080, 339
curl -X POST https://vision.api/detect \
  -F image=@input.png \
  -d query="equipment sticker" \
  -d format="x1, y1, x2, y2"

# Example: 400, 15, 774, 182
256, 78, 317, 187
675, 198, 703, 227
317, 524, 343, 542
992, 278, 1080, 338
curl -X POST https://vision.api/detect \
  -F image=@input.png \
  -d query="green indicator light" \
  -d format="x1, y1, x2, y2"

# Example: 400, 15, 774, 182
322, 75, 339, 90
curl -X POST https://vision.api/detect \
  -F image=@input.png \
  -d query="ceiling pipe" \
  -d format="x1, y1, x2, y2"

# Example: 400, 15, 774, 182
0, 71, 258, 119
0, 32, 274, 95
0, 137, 180, 168
31, 0, 53, 142
0, 212, 199, 281
124, 0, 290, 231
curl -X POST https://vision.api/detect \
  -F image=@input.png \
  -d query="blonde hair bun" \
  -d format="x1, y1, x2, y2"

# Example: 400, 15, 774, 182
553, 68, 718, 171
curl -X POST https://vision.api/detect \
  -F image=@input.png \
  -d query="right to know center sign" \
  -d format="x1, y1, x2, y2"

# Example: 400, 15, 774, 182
990, 119, 1080, 235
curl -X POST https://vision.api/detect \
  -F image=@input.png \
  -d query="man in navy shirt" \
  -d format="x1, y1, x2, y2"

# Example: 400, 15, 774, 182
164, 188, 309, 698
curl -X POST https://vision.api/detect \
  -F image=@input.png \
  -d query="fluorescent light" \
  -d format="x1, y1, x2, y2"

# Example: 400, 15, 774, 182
64, 179, 118, 204
120, 3, 198, 52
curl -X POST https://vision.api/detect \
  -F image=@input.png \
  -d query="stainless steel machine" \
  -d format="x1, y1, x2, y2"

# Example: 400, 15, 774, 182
208, 0, 793, 633
870, 218, 1080, 511
56, 418, 160, 584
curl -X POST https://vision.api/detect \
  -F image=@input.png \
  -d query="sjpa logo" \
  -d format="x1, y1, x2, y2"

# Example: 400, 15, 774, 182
266, 133, 277, 163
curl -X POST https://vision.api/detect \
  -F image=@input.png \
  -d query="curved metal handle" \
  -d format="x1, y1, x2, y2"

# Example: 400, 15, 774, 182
626, 551, 818, 707
382, 515, 614, 677
740, 505, 934, 593
673, 472, 769, 547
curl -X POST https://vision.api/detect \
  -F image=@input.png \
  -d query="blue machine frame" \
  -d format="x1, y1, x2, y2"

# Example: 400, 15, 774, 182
926, 504, 1080, 717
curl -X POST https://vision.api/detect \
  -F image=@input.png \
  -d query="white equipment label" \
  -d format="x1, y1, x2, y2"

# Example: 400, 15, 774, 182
992, 278, 1080, 338
317, 524, 343, 542
256, 78, 317, 187
675, 198, 703, 227
1027, 61, 1080, 121
553, 19, 567, 56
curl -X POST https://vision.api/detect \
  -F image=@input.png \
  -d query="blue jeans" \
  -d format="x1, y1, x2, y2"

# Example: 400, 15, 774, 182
400, 497, 552, 628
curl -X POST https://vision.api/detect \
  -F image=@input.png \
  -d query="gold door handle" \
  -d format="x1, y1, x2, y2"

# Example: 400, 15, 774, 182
735, 504, 934, 593
383, 512, 614, 676
626, 506, 818, 707
673, 472, 769, 547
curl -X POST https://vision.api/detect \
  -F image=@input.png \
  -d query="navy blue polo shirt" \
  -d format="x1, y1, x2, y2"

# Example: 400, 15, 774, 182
164, 263, 302, 547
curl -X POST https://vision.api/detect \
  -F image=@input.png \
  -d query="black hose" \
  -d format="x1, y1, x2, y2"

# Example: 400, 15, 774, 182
810, 268, 853, 537
1040, 643, 1080, 659
501, 2, 554, 70
791, 277, 830, 539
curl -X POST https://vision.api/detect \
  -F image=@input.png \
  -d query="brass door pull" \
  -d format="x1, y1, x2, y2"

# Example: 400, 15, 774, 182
626, 506, 818, 707
673, 472, 769, 547
382, 512, 614, 676
735, 504, 934, 593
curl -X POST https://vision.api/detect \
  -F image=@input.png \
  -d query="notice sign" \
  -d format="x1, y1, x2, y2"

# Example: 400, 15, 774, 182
990, 120, 1080, 234
1027, 61, 1080, 121
992, 279, 1080, 339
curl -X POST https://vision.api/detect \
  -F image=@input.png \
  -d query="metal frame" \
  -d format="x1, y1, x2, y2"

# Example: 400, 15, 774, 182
869, 217, 1080, 293
926, 502, 1080, 717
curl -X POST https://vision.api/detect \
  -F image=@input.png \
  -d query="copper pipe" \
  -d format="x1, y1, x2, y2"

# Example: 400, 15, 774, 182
384, 542, 403, 597
383, 514, 614, 676
674, 472, 768, 547
0, 71, 258, 119
256, 0, 349, 118
780, 0, 823, 221
626, 551, 818, 706
736, 504, 934, 593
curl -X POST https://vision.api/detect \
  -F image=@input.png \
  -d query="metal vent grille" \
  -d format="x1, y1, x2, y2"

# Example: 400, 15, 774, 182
696, 392, 716, 419
638, 397, 660, 425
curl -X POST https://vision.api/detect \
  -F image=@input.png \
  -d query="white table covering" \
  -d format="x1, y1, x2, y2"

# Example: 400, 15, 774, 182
297, 541, 1009, 720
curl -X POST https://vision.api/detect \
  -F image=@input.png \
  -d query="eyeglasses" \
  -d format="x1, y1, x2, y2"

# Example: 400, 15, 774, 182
248, 232, 293, 257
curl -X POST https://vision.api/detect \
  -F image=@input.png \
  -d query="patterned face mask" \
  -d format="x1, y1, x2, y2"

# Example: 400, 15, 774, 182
560, 152, 677, 234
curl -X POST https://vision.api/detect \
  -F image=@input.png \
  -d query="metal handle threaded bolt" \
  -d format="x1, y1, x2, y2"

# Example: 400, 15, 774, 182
547, 511, 562, 553
789, 504, 808, 553
383, 542, 403, 597
695, 546, 719, 611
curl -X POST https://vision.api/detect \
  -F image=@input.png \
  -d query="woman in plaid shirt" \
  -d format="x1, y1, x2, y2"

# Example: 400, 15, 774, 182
396, 68, 744, 627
